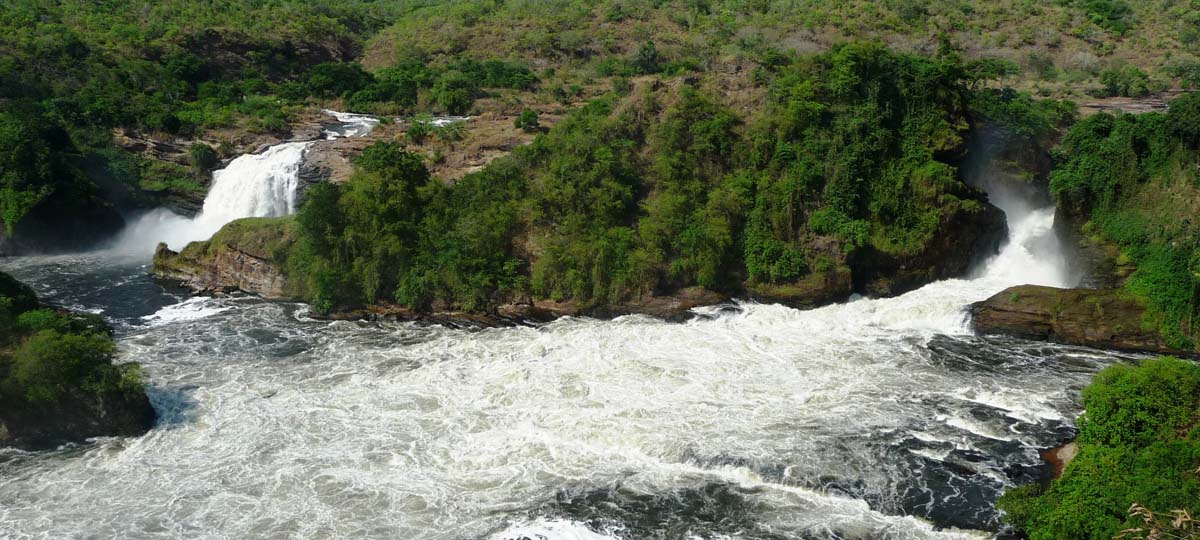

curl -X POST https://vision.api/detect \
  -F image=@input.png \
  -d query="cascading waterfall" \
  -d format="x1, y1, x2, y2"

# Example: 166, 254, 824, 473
0, 144, 1120, 540
107, 111, 379, 254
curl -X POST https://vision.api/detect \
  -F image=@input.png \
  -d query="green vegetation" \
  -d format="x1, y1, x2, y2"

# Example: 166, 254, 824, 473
368, 0, 1200, 100
515, 109, 541, 133
3, 0, 1196, 248
0, 272, 143, 412
1049, 94, 1200, 351
0, 0, 537, 243
282, 43, 1055, 314
998, 357, 1200, 540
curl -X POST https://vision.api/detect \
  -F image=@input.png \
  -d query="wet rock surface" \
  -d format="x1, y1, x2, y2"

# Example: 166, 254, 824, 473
971, 285, 1196, 356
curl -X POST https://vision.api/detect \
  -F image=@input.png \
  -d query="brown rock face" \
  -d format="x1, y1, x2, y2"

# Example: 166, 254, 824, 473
153, 242, 290, 299
151, 218, 299, 299
971, 285, 1195, 356
855, 201, 1008, 297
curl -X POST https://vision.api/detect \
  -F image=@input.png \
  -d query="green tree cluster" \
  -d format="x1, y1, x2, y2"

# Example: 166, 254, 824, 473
0, 272, 143, 412
0, 0, 541, 239
998, 357, 1200, 540
286, 44, 1056, 314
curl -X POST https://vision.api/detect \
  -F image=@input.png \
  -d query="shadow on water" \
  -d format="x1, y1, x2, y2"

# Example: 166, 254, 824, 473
145, 384, 202, 430
521, 483, 799, 540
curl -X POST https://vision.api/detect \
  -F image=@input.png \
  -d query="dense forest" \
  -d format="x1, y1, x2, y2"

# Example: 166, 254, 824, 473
270, 43, 1067, 314
3, 0, 1200, 250
1049, 94, 1200, 351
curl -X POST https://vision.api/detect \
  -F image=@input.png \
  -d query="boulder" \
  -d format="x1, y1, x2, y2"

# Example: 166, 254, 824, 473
152, 217, 297, 299
971, 285, 1196, 356
0, 384, 155, 450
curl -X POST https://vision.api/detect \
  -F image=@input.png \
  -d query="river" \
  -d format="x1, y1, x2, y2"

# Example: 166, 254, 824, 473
0, 115, 1134, 539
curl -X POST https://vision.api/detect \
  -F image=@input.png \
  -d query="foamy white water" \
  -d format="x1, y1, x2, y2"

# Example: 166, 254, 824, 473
0, 166, 1121, 539
108, 111, 379, 254
322, 109, 380, 138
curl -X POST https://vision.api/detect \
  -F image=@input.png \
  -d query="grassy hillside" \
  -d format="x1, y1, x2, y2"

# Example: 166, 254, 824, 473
366, 0, 1200, 100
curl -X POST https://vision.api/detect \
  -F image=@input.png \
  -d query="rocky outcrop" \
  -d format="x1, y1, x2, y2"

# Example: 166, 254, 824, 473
750, 265, 855, 309
854, 201, 1008, 297
295, 137, 372, 208
971, 285, 1196, 356
1041, 442, 1078, 480
0, 384, 155, 450
152, 217, 297, 299
0, 273, 156, 449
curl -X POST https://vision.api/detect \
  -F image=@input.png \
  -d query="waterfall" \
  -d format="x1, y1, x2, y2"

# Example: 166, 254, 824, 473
108, 111, 378, 254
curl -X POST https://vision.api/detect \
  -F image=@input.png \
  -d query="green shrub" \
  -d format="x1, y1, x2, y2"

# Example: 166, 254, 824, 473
16, 309, 68, 333
1098, 65, 1154, 97
632, 41, 661, 74
188, 143, 219, 172
514, 108, 539, 132
432, 70, 479, 115
10, 330, 117, 403
406, 119, 432, 144
433, 121, 466, 142
305, 62, 375, 99
997, 357, 1200, 540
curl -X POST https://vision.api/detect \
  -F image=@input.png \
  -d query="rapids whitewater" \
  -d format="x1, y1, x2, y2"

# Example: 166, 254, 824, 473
0, 120, 1135, 539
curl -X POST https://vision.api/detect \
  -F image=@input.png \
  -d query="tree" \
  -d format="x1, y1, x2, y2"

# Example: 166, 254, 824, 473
432, 70, 478, 115
514, 108, 540, 132
633, 41, 661, 74
305, 62, 375, 99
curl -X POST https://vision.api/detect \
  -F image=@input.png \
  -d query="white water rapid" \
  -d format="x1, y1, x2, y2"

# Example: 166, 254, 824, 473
108, 111, 379, 254
0, 162, 1128, 539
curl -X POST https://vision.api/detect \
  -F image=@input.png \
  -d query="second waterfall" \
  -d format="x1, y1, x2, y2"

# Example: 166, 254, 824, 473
110, 111, 379, 254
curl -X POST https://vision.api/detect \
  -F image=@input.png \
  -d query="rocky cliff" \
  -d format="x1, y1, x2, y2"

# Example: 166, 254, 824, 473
152, 217, 297, 299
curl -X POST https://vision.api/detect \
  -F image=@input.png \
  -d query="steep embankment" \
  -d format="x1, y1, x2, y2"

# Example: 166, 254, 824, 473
973, 93, 1200, 357
152, 218, 298, 300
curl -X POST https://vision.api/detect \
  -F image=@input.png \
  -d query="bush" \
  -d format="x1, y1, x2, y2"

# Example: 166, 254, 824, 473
514, 108, 539, 132
188, 143, 219, 172
632, 41, 661, 74
305, 62, 375, 99
0, 269, 137, 413
10, 330, 117, 403
1098, 66, 1154, 97
406, 119, 432, 144
997, 357, 1200, 540
432, 70, 479, 115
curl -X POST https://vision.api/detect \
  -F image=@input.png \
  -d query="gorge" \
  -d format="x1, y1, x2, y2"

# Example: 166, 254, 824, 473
0, 109, 1143, 538
3, 2, 1200, 538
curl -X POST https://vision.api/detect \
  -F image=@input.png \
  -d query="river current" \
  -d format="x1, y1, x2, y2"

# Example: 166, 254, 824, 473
0, 115, 1134, 539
